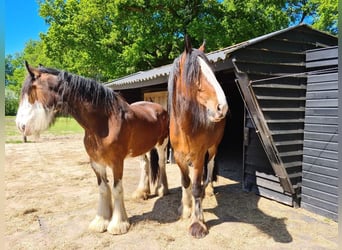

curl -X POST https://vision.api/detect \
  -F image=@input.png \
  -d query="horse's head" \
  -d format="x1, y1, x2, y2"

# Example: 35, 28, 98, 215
174, 35, 228, 123
15, 62, 60, 135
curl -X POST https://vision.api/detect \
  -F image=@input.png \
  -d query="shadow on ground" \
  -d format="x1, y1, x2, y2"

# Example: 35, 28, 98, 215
130, 181, 292, 243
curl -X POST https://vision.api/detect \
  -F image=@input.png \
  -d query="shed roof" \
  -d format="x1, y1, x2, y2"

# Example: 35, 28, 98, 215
105, 24, 336, 90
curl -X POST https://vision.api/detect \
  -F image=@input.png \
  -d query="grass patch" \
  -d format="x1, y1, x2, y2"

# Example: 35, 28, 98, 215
48, 117, 83, 135
5, 116, 83, 143
5, 116, 19, 136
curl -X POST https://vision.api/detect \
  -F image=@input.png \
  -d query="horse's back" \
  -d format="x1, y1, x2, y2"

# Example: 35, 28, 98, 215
128, 101, 169, 149
130, 101, 168, 123
130, 101, 165, 113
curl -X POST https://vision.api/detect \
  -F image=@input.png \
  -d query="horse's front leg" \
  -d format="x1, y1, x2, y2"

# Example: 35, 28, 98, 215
189, 157, 208, 238
174, 152, 192, 219
132, 154, 150, 200
88, 161, 113, 233
107, 159, 130, 235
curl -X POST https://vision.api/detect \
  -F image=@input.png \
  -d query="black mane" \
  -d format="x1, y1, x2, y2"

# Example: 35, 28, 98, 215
57, 70, 128, 115
21, 66, 128, 116
168, 49, 213, 131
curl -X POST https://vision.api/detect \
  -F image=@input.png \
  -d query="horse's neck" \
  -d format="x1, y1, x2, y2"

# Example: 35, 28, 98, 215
67, 100, 124, 136
172, 100, 195, 134
172, 90, 213, 134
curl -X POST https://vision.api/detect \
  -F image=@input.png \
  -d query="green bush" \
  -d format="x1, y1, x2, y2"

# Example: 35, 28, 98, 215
5, 89, 19, 116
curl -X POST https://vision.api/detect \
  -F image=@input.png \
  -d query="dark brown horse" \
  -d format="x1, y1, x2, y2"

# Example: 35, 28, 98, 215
15, 62, 169, 235
168, 36, 228, 238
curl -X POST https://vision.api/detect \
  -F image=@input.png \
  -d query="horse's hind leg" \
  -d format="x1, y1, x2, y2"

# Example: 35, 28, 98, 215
88, 161, 113, 233
204, 157, 215, 197
204, 147, 219, 196
132, 154, 150, 200
155, 138, 169, 197
107, 160, 130, 235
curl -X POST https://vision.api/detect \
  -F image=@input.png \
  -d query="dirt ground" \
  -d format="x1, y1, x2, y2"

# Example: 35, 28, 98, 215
5, 134, 338, 250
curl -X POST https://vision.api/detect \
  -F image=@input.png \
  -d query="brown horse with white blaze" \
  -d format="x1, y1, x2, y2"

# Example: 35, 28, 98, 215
16, 62, 169, 235
168, 36, 228, 238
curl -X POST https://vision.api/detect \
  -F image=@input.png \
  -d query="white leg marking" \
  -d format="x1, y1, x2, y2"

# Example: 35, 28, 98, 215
89, 162, 112, 233
132, 155, 150, 200
156, 138, 169, 197
107, 180, 130, 234
179, 185, 192, 219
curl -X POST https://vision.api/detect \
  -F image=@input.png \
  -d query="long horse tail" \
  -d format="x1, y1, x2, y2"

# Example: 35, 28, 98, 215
149, 147, 159, 184
203, 152, 209, 182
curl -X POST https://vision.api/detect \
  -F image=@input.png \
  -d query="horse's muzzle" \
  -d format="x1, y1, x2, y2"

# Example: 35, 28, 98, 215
217, 103, 228, 117
210, 103, 228, 122
16, 122, 25, 133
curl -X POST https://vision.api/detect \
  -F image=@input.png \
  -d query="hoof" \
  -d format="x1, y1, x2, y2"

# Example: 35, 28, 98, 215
88, 216, 109, 233
107, 220, 130, 235
132, 189, 149, 200
189, 221, 208, 239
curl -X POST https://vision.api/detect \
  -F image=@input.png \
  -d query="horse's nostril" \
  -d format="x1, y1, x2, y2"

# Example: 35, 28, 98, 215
21, 124, 26, 131
216, 103, 228, 118
217, 104, 225, 114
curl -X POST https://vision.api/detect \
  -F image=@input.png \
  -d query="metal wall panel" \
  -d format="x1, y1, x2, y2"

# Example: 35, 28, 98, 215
302, 46, 338, 221
234, 29, 337, 207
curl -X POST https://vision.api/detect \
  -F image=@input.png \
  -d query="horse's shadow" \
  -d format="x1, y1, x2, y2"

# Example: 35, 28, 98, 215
205, 183, 293, 243
130, 187, 182, 224
130, 179, 292, 243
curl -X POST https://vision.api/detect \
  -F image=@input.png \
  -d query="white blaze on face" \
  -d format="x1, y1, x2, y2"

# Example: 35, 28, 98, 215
198, 57, 228, 117
15, 94, 55, 136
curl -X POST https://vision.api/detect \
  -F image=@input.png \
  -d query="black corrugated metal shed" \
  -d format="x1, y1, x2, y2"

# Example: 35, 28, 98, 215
106, 24, 338, 211
230, 26, 337, 207
301, 46, 338, 221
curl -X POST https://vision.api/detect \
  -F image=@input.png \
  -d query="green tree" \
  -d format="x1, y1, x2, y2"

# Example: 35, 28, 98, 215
6, 40, 55, 94
19, 0, 335, 82
5, 88, 19, 116
287, 0, 338, 35
37, 0, 296, 81
5, 39, 55, 115
5, 53, 24, 93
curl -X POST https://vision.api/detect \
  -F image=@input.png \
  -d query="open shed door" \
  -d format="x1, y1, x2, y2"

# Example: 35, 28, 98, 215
234, 68, 304, 206
227, 25, 337, 206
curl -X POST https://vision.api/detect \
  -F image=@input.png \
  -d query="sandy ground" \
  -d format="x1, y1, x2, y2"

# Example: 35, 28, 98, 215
5, 134, 338, 250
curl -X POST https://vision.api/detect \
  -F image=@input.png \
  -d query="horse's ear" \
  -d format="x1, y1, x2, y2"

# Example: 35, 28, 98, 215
25, 61, 40, 79
185, 34, 192, 54
199, 40, 206, 52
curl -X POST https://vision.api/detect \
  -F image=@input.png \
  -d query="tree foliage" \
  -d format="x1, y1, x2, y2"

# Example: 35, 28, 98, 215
5, 88, 19, 116
37, 0, 292, 81
286, 0, 338, 34
5, 39, 55, 115
6, 0, 338, 90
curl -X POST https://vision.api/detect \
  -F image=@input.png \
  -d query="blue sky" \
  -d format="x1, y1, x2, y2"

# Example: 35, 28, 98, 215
5, 0, 49, 55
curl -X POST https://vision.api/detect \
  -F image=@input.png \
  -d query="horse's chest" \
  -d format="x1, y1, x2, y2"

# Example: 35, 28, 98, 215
83, 134, 119, 162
